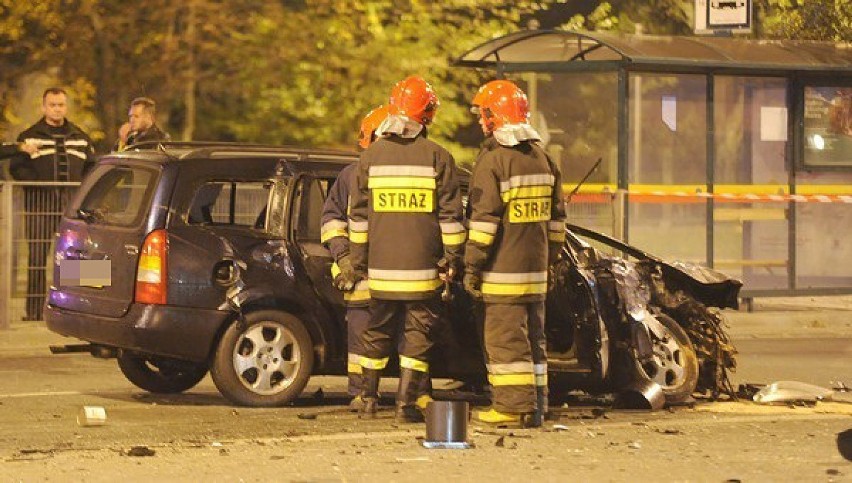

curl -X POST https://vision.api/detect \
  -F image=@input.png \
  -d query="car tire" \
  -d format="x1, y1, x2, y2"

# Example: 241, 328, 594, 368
210, 310, 314, 407
117, 353, 208, 394
630, 313, 699, 404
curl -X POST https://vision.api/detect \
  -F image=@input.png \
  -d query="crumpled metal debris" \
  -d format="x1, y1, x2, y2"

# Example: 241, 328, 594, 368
753, 381, 834, 404
613, 381, 665, 411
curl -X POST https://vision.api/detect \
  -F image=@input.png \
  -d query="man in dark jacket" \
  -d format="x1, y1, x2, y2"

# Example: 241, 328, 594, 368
350, 76, 465, 422
12, 87, 95, 181
116, 97, 169, 151
11, 87, 97, 320
464, 80, 567, 428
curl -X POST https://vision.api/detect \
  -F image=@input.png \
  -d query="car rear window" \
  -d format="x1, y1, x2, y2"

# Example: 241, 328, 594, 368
188, 181, 270, 228
76, 165, 158, 227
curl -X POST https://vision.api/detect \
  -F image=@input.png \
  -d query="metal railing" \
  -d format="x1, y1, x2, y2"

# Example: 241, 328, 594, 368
1, 181, 80, 328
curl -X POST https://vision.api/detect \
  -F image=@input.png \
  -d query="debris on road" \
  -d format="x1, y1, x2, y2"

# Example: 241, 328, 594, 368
753, 381, 834, 404
124, 446, 155, 457
297, 413, 318, 420
627, 441, 642, 450
76, 406, 107, 427
552, 424, 570, 432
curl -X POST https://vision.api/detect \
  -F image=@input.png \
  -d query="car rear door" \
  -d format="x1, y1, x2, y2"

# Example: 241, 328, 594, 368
291, 174, 343, 308
49, 162, 165, 317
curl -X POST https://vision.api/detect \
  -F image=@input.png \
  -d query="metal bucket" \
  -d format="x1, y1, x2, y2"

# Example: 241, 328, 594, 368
422, 400, 471, 449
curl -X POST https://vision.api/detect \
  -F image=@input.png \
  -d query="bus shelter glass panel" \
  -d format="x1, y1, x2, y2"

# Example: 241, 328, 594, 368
627, 73, 707, 263
794, 170, 852, 289
713, 76, 789, 289
515, 72, 619, 236
795, 203, 852, 289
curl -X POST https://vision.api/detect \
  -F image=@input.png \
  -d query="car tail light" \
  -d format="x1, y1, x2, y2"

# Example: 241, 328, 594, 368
135, 229, 168, 305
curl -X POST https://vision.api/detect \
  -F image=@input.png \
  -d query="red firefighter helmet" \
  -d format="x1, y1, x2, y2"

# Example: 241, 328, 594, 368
471, 80, 530, 134
388, 76, 439, 125
358, 105, 389, 149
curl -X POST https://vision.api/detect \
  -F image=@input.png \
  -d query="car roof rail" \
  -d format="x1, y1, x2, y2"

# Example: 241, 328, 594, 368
125, 141, 358, 162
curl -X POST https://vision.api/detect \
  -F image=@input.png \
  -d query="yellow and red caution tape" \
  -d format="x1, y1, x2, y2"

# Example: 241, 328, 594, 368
569, 184, 852, 204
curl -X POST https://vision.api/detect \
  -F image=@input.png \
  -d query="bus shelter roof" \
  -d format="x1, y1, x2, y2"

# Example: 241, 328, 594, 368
455, 30, 852, 74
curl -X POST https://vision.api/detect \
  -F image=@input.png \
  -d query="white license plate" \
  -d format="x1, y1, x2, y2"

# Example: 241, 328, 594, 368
60, 260, 111, 287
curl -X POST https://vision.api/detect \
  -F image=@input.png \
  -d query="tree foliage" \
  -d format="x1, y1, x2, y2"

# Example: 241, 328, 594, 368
1, 0, 848, 163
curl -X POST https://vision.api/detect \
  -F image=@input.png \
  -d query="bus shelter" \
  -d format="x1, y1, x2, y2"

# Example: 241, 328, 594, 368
456, 30, 852, 299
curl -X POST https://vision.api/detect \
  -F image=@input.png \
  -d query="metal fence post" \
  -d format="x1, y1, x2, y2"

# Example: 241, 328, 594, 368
0, 182, 12, 329
613, 188, 627, 243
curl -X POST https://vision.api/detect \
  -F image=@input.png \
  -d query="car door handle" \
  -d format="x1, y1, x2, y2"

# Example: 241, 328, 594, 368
125, 244, 139, 255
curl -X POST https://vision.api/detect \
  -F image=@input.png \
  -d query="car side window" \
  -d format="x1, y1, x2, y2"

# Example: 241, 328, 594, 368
294, 177, 330, 241
188, 181, 270, 228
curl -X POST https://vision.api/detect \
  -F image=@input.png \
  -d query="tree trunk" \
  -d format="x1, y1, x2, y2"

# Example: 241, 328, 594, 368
182, 0, 197, 141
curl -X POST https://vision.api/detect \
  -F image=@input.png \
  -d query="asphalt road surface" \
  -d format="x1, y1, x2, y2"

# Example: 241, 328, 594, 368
1, 334, 850, 481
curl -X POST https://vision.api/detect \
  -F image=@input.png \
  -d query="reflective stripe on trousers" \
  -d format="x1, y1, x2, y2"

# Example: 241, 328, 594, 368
483, 301, 547, 414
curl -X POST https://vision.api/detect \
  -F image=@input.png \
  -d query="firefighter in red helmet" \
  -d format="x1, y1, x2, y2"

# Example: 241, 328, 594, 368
464, 80, 566, 427
349, 76, 465, 422
320, 105, 389, 411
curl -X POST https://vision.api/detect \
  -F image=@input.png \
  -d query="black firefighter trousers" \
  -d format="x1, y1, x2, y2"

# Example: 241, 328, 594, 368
483, 301, 548, 414
359, 297, 441, 375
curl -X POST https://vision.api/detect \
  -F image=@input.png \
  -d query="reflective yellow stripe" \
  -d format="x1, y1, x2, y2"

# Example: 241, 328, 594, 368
500, 185, 553, 202
368, 176, 437, 189
369, 268, 438, 280
508, 198, 551, 223
344, 288, 371, 302
535, 374, 548, 386
489, 373, 536, 386
359, 356, 389, 370
370, 165, 436, 177
442, 231, 467, 246
321, 228, 348, 243
348, 362, 363, 374
488, 361, 534, 374
501, 174, 555, 192
369, 279, 442, 293
349, 231, 368, 243
399, 355, 429, 373
481, 282, 548, 296
548, 231, 566, 242
468, 229, 495, 246
482, 271, 547, 283
372, 188, 434, 212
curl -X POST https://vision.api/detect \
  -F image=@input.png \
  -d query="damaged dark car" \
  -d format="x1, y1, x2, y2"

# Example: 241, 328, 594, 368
45, 142, 740, 407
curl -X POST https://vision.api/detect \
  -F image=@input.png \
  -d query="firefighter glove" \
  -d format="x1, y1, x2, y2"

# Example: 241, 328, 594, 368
438, 255, 461, 282
334, 256, 360, 292
463, 271, 483, 300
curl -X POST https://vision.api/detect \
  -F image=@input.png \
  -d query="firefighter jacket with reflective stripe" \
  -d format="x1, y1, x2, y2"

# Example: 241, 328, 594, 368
464, 137, 567, 303
320, 164, 370, 306
12, 118, 95, 181
349, 133, 464, 301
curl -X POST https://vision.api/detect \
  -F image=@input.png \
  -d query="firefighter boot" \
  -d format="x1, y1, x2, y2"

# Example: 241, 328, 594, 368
473, 408, 522, 426
357, 368, 381, 419
395, 368, 432, 423
530, 386, 548, 428
348, 372, 365, 412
